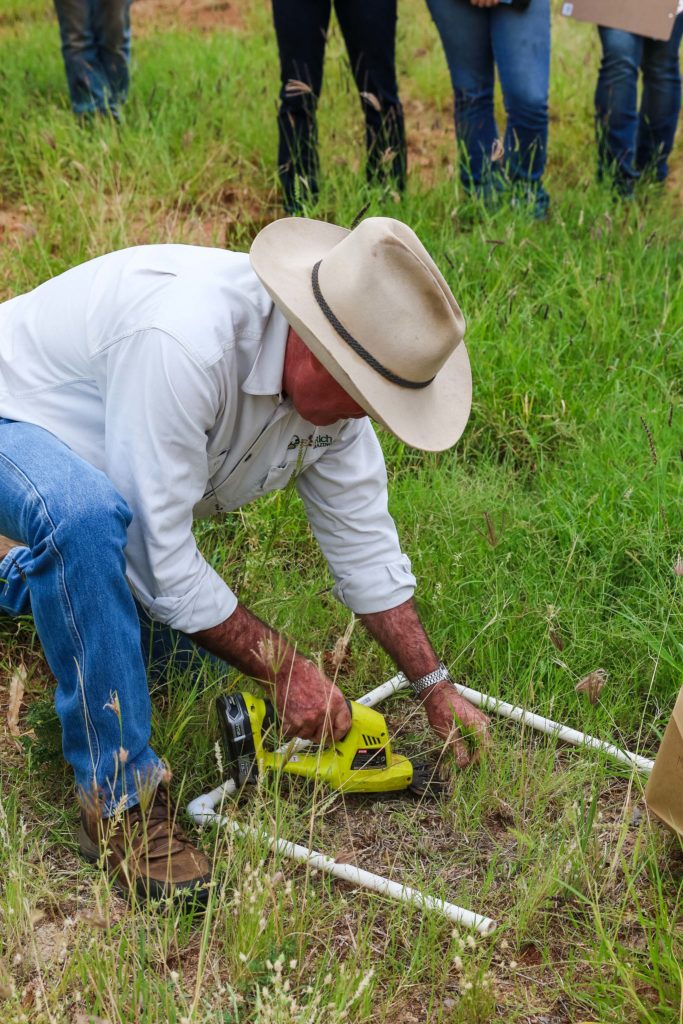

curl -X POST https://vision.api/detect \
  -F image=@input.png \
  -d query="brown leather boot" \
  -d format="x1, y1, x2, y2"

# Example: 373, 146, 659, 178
0, 535, 21, 560
79, 785, 212, 904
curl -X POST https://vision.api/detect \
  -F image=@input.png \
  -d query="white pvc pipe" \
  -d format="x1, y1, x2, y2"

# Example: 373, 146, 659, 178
449, 680, 655, 774
354, 671, 409, 707
212, 815, 497, 935
187, 671, 494, 932
366, 672, 653, 772
187, 669, 653, 931
187, 784, 233, 824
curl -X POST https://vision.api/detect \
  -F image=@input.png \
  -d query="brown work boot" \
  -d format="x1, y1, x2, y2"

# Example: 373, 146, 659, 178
78, 785, 212, 904
0, 535, 21, 560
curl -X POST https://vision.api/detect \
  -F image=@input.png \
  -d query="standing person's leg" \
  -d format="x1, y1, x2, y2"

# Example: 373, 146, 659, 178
595, 26, 643, 195
0, 419, 165, 815
334, 0, 406, 192
273, 0, 332, 213
637, 13, 683, 182
491, 0, 551, 217
53, 0, 109, 115
425, 0, 498, 200
91, 0, 133, 118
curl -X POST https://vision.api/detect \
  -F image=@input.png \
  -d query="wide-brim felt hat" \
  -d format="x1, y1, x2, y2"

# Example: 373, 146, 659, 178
249, 216, 471, 452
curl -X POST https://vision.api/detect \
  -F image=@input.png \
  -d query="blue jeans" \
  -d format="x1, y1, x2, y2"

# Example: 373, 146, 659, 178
273, 0, 406, 213
53, 0, 132, 116
0, 419, 212, 814
595, 15, 683, 192
425, 0, 551, 216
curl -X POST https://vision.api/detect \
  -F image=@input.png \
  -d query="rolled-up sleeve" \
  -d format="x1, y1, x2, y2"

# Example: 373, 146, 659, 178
295, 418, 416, 614
96, 329, 237, 632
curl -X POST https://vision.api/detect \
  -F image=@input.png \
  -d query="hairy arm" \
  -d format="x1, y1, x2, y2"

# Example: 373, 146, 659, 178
360, 598, 490, 767
360, 598, 440, 679
189, 603, 351, 743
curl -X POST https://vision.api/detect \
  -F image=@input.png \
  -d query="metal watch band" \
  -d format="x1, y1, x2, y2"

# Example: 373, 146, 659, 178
411, 662, 452, 697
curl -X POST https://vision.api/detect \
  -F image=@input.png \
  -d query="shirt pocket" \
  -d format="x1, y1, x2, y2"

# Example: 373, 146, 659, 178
258, 444, 320, 495
206, 454, 225, 477
259, 460, 299, 495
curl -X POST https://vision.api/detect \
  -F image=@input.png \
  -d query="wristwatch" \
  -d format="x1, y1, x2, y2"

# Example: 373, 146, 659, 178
411, 662, 452, 697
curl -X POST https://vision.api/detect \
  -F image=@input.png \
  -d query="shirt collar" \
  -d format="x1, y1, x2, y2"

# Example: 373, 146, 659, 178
241, 303, 289, 399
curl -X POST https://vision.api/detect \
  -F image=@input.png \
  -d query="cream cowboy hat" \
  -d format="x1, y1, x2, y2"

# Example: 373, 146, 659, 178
249, 216, 471, 452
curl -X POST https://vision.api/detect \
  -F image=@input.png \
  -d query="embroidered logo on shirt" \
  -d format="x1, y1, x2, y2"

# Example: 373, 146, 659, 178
287, 433, 334, 451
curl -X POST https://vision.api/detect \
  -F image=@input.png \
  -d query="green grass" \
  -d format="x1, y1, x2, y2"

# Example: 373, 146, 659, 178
1, 1, 682, 1021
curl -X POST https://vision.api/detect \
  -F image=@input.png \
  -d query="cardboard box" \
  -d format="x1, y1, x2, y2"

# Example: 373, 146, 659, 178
644, 686, 683, 838
560, 0, 678, 42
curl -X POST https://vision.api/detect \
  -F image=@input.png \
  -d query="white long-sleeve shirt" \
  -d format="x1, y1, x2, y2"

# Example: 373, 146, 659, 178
0, 245, 416, 632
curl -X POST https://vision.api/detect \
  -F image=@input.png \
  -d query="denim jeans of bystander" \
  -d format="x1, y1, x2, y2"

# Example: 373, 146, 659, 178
595, 14, 683, 194
426, 0, 551, 218
53, 0, 132, 116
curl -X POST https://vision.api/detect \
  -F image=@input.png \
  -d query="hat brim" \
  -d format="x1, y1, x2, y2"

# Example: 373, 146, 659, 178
250, 217, 472, 453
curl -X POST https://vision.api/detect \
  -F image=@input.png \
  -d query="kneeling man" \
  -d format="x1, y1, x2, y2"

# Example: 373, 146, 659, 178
0, 216, 489, 901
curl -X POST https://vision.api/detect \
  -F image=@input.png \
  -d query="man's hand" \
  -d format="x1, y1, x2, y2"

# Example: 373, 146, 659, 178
422, 680, 490, 768
276, 658, 351, 744
190, 602, 351, 746
360, 598, 492, 768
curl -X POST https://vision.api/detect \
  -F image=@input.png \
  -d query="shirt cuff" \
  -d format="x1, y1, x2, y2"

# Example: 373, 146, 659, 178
331, 555, 416, 615
141, 566, 238, 633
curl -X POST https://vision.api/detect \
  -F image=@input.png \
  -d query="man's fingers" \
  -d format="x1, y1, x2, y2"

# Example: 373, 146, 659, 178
433, 710, 481, 768
282, 718, 315, 741
308, 723, 326, 745
285, 696, 349, 746
284, 712, 331, 744
475, 718, 492, 745
424, 686, 490, 770
449, 727, 472, 769
465, 712, 490, 745
316, 699, 351, 745
452, 702, 491, 748
432, 718, 472, 768
333, 699, 352, 740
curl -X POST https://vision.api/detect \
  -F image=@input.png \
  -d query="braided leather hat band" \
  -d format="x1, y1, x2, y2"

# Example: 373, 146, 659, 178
311, 261, 435, 391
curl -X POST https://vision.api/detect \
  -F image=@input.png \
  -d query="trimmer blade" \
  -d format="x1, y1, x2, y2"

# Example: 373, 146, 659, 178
407, 763, 446, 799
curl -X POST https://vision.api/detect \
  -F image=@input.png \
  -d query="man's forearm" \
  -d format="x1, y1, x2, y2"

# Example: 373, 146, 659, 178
189, 603, 352, 742
189, 603, 296, 691
360, 598, 440, 682
361, 597, 490, 766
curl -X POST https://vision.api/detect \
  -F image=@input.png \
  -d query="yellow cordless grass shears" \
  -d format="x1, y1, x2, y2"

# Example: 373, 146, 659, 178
216, 691, 442, 797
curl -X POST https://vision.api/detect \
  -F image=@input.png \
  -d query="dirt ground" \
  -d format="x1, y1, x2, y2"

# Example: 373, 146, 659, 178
133, 0, 244, 35
0, 208, 38, 247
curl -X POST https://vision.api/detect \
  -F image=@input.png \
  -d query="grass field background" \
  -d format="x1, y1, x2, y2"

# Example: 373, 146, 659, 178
0, 0, 682, 1021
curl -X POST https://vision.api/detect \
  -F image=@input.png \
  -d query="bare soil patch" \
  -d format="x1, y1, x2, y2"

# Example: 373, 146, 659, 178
133, 0, 244, 36
126, 181, 277, 249
0, 207, 38, 248
404, 95, 455, 187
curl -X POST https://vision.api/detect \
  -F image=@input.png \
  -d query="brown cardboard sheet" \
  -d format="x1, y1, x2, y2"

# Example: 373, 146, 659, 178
560, 0, 678, 41
644, 687, 683, 838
